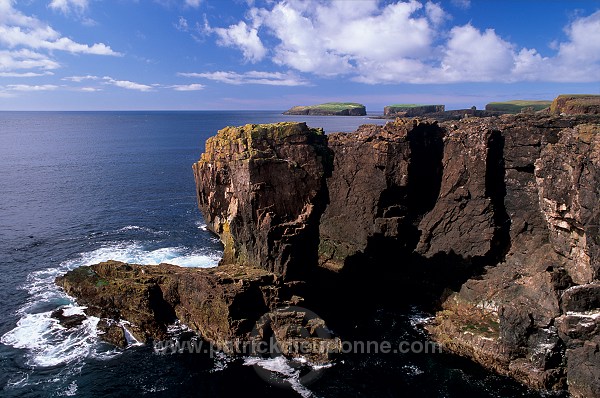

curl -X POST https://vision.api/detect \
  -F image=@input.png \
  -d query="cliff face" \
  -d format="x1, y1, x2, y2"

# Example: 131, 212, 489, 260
192, 122, 331, 278
283, 102, 367, 116
194, 115, 600, 396
550, 95, 600, 115
383, 104, 445, 117
56, 260, 340, 363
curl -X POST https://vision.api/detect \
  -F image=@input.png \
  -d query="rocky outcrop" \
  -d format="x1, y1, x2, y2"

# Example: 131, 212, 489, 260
425, 115, 600, 394
383, 104, 444, 117
550, 94, 600, 115
192, 122, 331, 279
283, 102, 366, 116
485, 100, 552, 114
193, 113, 600, 396
56, 261, 280, 347
56, 260, 339, 361
55, 107, 600, 396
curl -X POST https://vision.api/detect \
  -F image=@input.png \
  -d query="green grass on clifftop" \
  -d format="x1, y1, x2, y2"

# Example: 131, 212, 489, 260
387, 104, 423, 108
304, 102, 365, 111
485, 100, 551, 113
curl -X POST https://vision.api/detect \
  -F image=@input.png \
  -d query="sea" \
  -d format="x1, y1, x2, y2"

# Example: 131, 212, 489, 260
0, 111, 554, 397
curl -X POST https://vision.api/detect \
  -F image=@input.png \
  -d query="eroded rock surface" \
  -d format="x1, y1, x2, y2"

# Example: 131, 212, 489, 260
193, 115, 600, 396
57, 110, 600, 396
192, 122, 331, 279
56, 260, 309, 352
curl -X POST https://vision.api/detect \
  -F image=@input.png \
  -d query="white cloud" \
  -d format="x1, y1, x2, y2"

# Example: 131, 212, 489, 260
211, 21, 266, 63
176, 16, 189, 32
206, 0, 439, 76
439, 24, 515, 82
6, 84, 58, 91
49, 0, 89, 15
425, 1, 446, 26
0, 25, 119, 55
451, 0, 470, 9
62, 74, 99, 82
206, 1, 600, 84
0, 49, 60, 71
179, 70, 309, 86
185, 0, 201, 7
102, 76, 154, 91
0, 71, 53, 77
78, 86, 101, 92
0, 0, 119, 77
169, 83, 205, 91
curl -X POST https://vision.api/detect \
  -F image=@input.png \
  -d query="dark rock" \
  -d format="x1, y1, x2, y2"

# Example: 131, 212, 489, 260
383, 104, 445, 117
565, 338, 600, 398
51, 308, 86, 329
550, 94, 600, 115
55, 260, 339, 364
97, 319, 128, 348
56, 107, 600, 396
556, 313, 600, 347
535, 123, 600, 284
192, 122, 331, 279
56, 260, 281, 348
561, 283, 600, 312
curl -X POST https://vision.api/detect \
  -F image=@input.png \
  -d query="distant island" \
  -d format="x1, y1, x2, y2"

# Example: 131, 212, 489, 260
384, 104, 445, 117
485, 100, 552, 113
283, 102, 366, 116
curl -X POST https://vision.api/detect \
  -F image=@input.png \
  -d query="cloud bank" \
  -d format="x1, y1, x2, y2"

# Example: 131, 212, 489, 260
206, 0, 600, 84
0, 0, 119, 77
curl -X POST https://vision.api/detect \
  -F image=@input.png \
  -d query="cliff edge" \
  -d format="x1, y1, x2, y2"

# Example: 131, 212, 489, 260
283, 102, 366, 116
194, 115, 600, 397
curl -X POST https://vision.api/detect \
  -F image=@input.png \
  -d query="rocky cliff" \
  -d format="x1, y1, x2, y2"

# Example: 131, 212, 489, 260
384, 104, 445, 117
193, 114, 600, 396
56, 260, 340, 363
283, 102, 367, 116
550, 95, 600, 115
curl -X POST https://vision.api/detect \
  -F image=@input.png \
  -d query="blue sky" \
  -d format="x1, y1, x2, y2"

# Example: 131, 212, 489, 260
1, 0, 599, 111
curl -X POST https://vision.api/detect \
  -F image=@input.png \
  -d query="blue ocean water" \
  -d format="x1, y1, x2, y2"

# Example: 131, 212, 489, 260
0, 111, 547, 397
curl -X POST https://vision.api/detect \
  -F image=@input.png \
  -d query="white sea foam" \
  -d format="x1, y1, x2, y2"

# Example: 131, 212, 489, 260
195, 221, 208, 231
1, 310, 99, 367
211, 351, 234, 372
244, 356, 318, 398
120, 321, 144, 347
2, 236, 222, 391
61, 381, 78, 396
61, 241, 220, 268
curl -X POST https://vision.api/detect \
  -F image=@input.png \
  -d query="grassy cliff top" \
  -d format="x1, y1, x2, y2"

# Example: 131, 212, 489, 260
485, 100, 552, 113
387, 104, 430, 108
550, 94, 600, 114
302, 102, 365, 111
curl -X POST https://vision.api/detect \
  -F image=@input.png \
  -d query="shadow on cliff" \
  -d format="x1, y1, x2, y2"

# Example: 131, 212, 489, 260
302, 124, 513, 333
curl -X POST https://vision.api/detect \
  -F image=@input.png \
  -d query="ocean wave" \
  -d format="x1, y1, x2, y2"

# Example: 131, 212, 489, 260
244, 356, 320, 398
0, 308, 99, 367
1, 238, 221, 390
61, 241, 221, 268
194, 221, 208, 231
116, 225, 168, 236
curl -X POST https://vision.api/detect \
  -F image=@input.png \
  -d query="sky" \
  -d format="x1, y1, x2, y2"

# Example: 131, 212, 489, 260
1, 0, 600, 111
